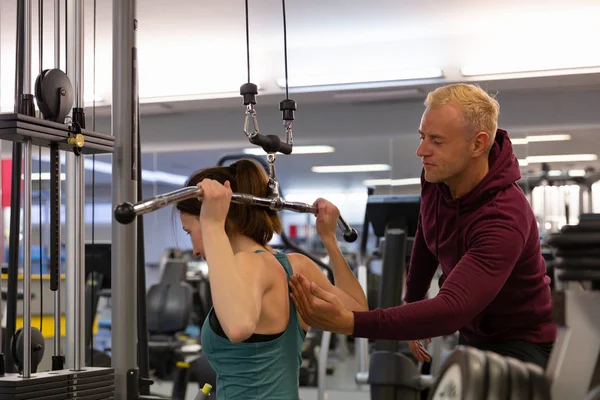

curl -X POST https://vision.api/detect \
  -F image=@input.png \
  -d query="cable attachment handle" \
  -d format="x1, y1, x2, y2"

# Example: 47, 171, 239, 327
266, 153, 281, 199
240, 82, 293, 155
280, 98, 296, 146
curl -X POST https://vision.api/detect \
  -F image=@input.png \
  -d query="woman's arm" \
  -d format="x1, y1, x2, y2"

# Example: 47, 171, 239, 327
322, 234, 368, 309
198, 178, 270, 343
294, 253, 368, 312
297, 198, 368, 311
203, 225, 270, 343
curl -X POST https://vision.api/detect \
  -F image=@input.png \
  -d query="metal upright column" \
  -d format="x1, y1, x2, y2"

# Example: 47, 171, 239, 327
65, 0, 85, 371
112, 0, 139, 397
52, 0, 62, 364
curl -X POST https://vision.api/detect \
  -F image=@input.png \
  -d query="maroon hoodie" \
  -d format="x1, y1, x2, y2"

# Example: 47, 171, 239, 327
352, 129, 556, 344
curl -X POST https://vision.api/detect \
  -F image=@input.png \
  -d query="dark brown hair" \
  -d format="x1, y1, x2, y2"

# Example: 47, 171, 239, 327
175, 158, 282, 245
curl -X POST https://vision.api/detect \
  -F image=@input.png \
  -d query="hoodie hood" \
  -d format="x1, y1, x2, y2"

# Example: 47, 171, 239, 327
436, 129, 521, 208
425, 129, 522, 274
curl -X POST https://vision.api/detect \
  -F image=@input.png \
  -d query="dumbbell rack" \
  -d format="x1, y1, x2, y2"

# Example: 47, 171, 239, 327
545, 213, 600, 399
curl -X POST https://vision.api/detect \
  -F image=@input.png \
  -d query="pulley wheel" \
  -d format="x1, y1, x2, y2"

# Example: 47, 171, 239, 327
34, 68, 74, 123
10, 327, 46, 374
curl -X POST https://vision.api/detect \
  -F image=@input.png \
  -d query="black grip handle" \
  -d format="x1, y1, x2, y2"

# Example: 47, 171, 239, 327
249, 134, 292, 155
343, 228, 359, 243
49, 145, 60, 291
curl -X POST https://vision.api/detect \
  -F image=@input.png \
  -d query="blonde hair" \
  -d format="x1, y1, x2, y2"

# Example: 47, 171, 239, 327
424, 83, 500, 152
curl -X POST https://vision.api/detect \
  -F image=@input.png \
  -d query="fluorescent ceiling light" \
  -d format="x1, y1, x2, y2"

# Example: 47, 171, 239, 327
461, 64, 600, 77
35, 155, 188, 186
21, 172, 67, 181
243, 145, 335, 155
312, 164, 391, 173
332, 88, 423, 100
547, 169, 587, 177
277, 68, 443, 88
363, 178, 421, 186
519, 154, 598, 166
511, 134, 571, 145
569, 169, 587, 177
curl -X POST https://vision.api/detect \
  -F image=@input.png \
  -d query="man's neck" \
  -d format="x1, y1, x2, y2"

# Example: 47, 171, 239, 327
446, 158, 489, 200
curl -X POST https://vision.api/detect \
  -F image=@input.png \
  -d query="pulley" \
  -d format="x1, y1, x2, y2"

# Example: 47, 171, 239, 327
34, 68, 74, 123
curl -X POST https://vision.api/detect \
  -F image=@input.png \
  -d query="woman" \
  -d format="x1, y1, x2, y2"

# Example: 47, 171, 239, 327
175, 158, 368, 400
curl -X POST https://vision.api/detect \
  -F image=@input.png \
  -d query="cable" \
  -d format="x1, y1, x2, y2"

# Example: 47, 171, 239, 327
90, 0, 97, 366
281, 0, 289, 100
39, 0, 43, 75
245, 0, 250, 83
38, 0, 44, 337
38, 147, 43, 335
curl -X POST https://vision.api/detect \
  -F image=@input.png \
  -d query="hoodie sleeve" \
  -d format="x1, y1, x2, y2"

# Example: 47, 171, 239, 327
352, 217, 525, 341
404, 213, 439, 303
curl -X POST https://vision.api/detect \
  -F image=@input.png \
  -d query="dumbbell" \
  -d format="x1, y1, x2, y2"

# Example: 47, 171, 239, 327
428, 346, 551, 400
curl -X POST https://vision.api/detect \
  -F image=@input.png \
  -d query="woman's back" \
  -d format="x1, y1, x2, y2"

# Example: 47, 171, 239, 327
200, 251, 306, 400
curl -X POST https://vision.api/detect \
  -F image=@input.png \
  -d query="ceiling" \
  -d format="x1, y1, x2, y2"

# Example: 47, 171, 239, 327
1, 0, 600, 198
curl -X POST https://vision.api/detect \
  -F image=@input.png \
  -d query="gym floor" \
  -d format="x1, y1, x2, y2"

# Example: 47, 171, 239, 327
150, 349, 371, 400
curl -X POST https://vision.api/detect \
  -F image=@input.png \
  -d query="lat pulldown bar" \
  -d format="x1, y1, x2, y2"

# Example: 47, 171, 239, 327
114, 186, 359, 243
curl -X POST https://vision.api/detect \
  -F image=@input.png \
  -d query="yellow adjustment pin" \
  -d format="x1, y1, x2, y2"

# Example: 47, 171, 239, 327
67, 133, 85, 148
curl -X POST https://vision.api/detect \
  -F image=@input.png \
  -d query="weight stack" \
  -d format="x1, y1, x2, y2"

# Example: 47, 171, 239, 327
0, 367, 114, 399
546, 213, 600, 288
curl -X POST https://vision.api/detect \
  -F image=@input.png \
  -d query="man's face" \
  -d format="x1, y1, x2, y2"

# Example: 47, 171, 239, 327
416, 104, 473, 184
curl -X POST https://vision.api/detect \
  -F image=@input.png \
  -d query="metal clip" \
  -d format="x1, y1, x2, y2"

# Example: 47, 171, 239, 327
284, 121, 293, 146
244, 105, 260, 139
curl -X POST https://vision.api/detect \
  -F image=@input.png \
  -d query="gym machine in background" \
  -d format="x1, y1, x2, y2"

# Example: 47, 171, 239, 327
353, 194, 436, 400
0, 0, 115, 398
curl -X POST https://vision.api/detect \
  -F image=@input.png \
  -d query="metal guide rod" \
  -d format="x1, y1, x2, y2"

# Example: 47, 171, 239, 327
73, 154, 85, 371
112, 0, 138, 397
22, 140, 33, 378
20, 0, 34, 379
114, 186, 358, 241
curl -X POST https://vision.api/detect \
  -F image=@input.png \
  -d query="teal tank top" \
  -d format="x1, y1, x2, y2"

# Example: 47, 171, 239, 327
200, 251, 306, 400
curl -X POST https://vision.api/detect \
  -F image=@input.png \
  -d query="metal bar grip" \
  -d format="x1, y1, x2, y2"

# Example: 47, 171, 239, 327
114, 187, 358, 242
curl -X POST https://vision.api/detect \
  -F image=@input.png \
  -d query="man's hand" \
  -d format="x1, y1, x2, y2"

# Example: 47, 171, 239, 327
289, 274, 354, 336
408, 339, 432, 363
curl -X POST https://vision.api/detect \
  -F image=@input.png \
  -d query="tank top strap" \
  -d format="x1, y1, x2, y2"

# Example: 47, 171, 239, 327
254, 250, 294, 279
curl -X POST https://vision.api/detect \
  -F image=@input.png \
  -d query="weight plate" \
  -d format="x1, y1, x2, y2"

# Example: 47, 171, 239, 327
546, 232, 600, 248
523, 362, 551, 400
504, 357, 530, 400
556, 268, 600, 282
555, 258, 600, 270
428, 345, 487, 400
483, 352, 510, 400
555, 248, 600, 258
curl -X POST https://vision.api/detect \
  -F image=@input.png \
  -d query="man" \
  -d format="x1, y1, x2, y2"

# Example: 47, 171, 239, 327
289, 83, 556, 368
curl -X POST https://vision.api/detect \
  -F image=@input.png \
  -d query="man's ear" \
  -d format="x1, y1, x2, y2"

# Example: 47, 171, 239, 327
472, 131, 489, 157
